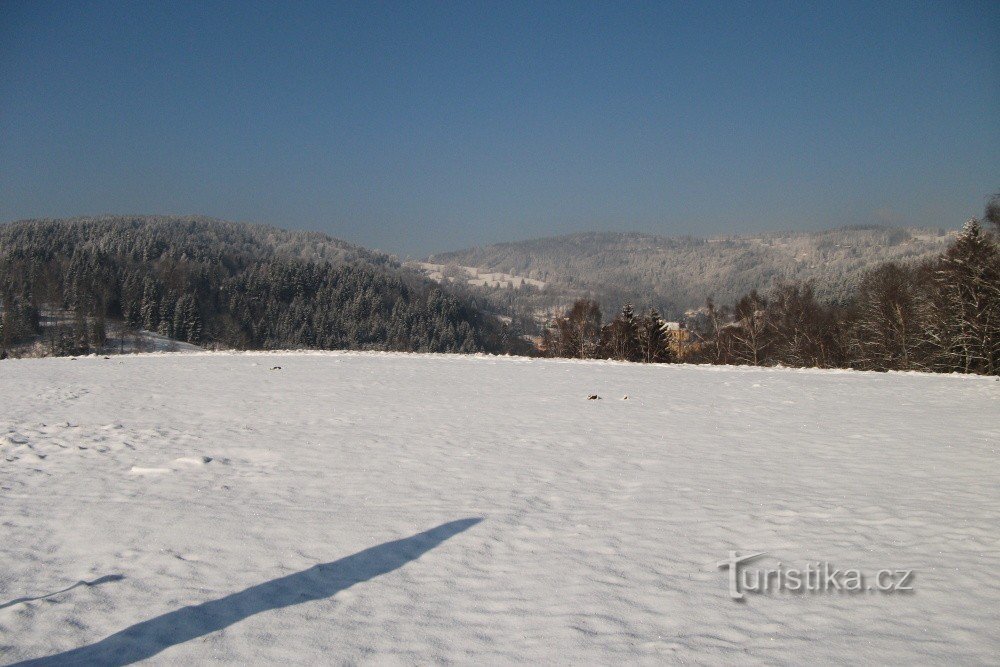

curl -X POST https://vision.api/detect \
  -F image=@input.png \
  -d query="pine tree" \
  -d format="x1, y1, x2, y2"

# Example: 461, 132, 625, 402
639, 309, 673, 363
140, 278, 159, 331
605, 304, 641, 361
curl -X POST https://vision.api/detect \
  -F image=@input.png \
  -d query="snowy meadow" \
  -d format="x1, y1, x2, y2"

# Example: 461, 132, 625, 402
1, 352, 998, 664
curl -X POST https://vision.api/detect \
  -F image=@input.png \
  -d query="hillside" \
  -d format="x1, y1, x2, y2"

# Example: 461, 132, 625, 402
425, 227, 957, 320
0, 216, 524, 357
1, 353, 997, 663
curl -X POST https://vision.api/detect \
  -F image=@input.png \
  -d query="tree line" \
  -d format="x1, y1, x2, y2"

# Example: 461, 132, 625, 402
541, 302, 677, 363
2, 204, 996, 374
541, 196, 1000, 376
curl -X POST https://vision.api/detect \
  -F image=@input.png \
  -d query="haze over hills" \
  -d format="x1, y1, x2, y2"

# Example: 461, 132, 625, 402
0, 215, 970, 358
423, 226, 959, 321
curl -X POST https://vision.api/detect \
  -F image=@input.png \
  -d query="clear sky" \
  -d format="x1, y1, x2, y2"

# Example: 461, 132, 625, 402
1, 1, 997, 256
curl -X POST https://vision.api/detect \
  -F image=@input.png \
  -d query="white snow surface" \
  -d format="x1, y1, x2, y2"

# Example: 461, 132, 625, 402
1, 352, 998, 665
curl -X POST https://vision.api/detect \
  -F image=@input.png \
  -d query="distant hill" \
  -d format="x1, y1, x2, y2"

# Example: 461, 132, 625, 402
0, 216, 525, 357
2, 214, 392, 266
424, 226, 958, 320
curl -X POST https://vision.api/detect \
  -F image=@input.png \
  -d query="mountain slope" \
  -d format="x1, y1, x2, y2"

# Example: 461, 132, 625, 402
0, 216, 522, 356
426, 227, 957, 319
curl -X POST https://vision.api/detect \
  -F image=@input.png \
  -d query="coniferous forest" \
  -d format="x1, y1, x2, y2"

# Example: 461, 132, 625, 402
0, 216, 527, 358
1, 199, 997, 377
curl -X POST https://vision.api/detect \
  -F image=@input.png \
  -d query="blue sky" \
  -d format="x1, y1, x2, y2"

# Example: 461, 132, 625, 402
1, 0, 997, 255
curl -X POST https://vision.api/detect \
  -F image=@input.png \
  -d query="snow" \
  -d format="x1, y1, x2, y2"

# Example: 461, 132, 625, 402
123, 331, 203, 354
11, 309, 203, 358
1, 352, 997, 664
414, 262, 547, 290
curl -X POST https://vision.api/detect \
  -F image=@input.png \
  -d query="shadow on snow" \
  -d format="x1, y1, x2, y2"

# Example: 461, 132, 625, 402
15, 518, 482, 666
0, 575, 125, 611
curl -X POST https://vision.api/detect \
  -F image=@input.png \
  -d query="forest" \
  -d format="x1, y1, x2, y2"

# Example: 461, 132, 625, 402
541, 195, 1000, 376
0, 216, 527, 358
428, 223, 956, 320
1, 202, 997, 376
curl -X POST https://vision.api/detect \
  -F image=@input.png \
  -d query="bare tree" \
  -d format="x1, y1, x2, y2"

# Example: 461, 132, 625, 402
925, 219, 1000, 374
765, 282, 843, 368
548, 299, 602, 359
730, 289, 770, 365
850, 263, 930, 371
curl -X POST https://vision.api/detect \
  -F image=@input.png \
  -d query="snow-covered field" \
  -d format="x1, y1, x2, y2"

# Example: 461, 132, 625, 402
1, 353, 997, 665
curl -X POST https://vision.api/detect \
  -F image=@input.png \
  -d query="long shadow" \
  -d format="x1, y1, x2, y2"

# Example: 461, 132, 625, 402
14, 518, 482, 666
0, 575, 124, 611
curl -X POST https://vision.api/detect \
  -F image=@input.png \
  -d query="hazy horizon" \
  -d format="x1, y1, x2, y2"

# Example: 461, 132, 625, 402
2, 1, 997, 256
0, 211, 965, 260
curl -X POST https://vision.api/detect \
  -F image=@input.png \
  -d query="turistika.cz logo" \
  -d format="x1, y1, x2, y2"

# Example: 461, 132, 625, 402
717, 551, 915, 600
